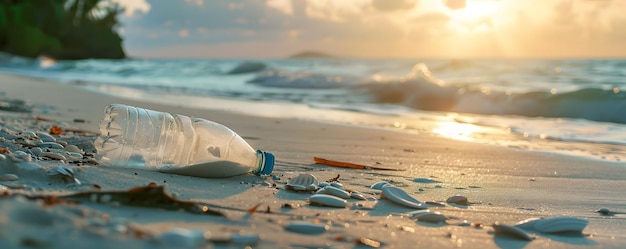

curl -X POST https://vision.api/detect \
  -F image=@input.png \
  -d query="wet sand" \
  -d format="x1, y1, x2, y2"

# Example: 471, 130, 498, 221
1, 72, 626, 248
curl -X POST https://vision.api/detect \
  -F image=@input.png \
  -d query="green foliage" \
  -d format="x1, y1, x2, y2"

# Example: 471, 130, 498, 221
0, 0, 126, 60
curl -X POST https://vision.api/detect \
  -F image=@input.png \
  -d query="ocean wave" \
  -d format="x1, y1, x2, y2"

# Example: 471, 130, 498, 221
360, 63, 626, 124
226, 61, 267, 74
247, 69, 353, 89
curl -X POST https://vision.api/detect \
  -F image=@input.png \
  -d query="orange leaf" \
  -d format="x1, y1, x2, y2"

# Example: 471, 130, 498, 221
49, 126, 63, 135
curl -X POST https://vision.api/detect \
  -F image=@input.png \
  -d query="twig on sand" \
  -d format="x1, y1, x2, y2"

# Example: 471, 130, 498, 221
313, 157, 405, 171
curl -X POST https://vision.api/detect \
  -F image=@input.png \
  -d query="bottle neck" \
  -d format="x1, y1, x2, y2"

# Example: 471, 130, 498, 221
253, 150, 274, 175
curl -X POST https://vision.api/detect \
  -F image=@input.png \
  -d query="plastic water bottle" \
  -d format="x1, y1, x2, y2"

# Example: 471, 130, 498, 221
93, 104, 274, 178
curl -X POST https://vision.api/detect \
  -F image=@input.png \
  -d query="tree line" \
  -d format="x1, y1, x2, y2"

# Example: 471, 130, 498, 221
0, 0, 125, 60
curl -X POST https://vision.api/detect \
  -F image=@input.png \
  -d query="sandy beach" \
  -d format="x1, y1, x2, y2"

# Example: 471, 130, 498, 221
1, 72, 625, 248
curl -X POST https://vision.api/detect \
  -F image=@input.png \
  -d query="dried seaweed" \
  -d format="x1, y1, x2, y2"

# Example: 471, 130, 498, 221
60, 183, 224, 216
0, 183, 224, 216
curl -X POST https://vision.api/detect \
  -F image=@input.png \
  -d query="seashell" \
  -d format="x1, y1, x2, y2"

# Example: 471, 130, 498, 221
38, 142, 64, 149
330, 182, 343, 189
409, 210, 449, 223
380, 185, 426, 209
370, 181, 390, 190
314, 188, 327, 195
446, 195, 469, 205
64, 145, 84, 154
30, 147, 43, 156
533, 216, 588, 234
322, 186, 350, 199
47, 166, 75, 177
285, 221, 328, 234
493, 222, 534, 241
39, 151, 67, 161
22, 131, 37, 138
67, 152, 84, 160
514, 218, 543, 230
413, 177, 440, 183
350, 191, 367, 200
0, 174, 19, 181
286, 174, 319, 191
309, 194, 347, 208
318, 182, 330, 188
158, 228, 206, 248
36, 132, 56, 142
596, 207, 611, 215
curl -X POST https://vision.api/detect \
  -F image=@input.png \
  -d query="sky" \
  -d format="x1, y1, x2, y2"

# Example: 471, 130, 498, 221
113, 0, 626, 59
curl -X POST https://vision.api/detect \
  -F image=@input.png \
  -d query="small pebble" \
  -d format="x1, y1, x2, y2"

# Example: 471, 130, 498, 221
38, 142, 64, 149
36, 132, 56, 142
0, 174, 19, 181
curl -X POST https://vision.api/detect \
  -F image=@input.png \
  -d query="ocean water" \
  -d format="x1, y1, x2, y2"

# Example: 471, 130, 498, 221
1, 53, 626, 162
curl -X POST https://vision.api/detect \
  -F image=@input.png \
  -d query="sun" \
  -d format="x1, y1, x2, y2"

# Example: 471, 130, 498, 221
449, 0, 500, 29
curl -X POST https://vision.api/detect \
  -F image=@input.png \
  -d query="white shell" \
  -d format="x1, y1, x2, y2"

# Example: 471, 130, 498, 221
309, 194, 347, 208
286, 174, 319, 191
409, 210, 449, 223
413, 177, 440, 183
493, 223, 534, 241
38, 142, 64, 149
350, 191, 367, 200
533, 216, 588, 233
322, 186, 350, 199
596, 207, 610, 215
330, 182, 343, 189
0, 174, 19, 181
514, 218, 543, 230
285, 221, 328, 234
446, 195, 468, 205
47, 166, 75, 177
380, 185, 426, 209
370, 181, 390, 190
64, 145, 84, 153
36, 132, 56, 142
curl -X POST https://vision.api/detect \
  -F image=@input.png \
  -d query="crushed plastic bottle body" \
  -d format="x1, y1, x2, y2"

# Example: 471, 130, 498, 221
94, 104, 274, 177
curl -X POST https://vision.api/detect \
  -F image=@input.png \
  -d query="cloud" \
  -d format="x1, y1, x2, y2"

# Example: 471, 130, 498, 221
371, 0, 417, 12
412, 12, 450, 25
120, 0, 626, 58
178, 29, 189, 37
266, 0, 294, 15
444, 0, 466, 10
111, 0, 150, 17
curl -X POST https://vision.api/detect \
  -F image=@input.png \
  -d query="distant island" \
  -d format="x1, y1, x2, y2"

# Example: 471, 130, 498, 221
0, 0, 125, 60
288, 51, 335, 59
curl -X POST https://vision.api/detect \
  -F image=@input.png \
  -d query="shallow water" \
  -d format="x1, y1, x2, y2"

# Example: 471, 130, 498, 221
1, 53, 625, 162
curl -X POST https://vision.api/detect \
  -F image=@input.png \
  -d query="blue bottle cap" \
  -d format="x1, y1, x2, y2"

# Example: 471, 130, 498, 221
256, 150, 275, 175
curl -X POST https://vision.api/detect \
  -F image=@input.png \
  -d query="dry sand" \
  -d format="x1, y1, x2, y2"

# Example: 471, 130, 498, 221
1, 72, 626, 248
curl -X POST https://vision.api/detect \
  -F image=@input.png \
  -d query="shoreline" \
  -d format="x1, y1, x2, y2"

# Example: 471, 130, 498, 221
5, 68, 626, 164
1, 72, 626, 248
